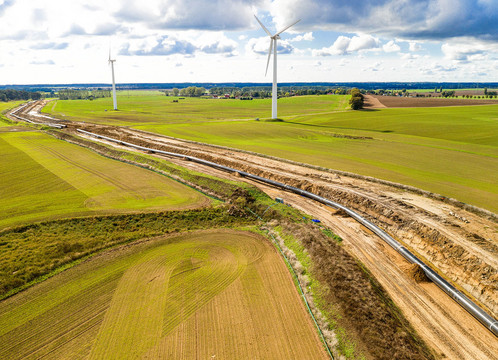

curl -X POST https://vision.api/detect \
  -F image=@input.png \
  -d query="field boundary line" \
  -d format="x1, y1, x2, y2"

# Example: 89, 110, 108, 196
245, 207, 335, 359
265, 227, 335, 359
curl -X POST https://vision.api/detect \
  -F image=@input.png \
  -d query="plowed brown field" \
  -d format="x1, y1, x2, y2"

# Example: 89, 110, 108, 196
0, 230, 329, 360
365, 94, 498, 108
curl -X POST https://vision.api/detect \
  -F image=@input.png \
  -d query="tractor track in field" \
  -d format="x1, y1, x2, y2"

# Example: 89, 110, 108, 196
9, 101, 498, 359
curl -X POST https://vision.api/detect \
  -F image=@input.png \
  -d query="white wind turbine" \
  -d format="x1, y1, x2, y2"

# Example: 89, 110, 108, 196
255, 15, 300, 119
108, 49, 118, 110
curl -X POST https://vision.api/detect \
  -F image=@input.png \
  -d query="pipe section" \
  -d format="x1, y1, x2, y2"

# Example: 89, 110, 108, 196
9, 102, 66, 129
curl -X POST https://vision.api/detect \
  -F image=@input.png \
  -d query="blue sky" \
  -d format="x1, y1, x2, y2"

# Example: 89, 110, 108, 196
0, 0, 497, 84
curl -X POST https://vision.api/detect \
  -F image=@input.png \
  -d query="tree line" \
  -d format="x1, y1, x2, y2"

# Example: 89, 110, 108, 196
57, 89, 111, 100
166, 86, 350, 98
0, 89, 42, 102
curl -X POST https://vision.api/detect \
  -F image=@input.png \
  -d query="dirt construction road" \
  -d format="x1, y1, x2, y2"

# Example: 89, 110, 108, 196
10, 102, 498, 359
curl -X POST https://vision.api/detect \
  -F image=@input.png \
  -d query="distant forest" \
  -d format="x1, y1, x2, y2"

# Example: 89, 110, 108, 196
0, 89, 41, 102
1, 82, 497, 93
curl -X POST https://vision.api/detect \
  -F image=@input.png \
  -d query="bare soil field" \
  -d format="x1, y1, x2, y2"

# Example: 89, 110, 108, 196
70, 123, 498, 359
365, 94, 498, 108
0, 230, 328, 360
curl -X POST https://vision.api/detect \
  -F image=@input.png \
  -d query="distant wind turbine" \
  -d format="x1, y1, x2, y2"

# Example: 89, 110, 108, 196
108, 49, 117, 110
255, 15, 300, 119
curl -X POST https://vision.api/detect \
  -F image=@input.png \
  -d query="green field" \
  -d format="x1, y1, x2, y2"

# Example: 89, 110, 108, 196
45, 92, 350, 125
0, 230, 328, 359
0, 101, 23, 123
0, 127, 208, 229
43, 94, 498, 212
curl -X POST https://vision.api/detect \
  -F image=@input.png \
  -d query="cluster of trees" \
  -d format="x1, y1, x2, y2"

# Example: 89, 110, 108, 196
58, 89, 111, 100
0, 89, 41, 102
484, 88, 497, 96
440, 90, 456, 98
349, 88, 364, 110
169, 86, 206, 97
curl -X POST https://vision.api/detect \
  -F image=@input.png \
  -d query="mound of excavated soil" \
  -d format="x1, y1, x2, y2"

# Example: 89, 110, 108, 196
407, 263, 430, 283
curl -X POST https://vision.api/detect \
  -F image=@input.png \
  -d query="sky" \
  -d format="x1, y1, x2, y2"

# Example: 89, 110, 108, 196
0, 0, 497, 85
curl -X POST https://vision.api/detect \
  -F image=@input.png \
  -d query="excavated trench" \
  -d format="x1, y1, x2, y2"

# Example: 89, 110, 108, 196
73, 123, 498, 319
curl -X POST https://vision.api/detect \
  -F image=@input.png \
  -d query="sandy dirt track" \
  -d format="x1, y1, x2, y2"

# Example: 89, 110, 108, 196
9, 101, 498, 359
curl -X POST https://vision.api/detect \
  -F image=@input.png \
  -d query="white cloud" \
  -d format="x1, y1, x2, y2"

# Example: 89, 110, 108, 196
30, 59, 55, 65
401, 53, 420, 60
362, 61, 383, 72
270, 0, 498, 41
30, 42, 69, 50
409, 41, 422, 51
247, 36, 294, 55
338, 58, 348, 66
383, 40, 400, 53
441, 41, 491, 61
119, 33, 238, 57
420, 62, 457, 75
348, 34, 379, 52
312, 34, 380, 56
115, 0, 264, 31
289, 32, 314, 42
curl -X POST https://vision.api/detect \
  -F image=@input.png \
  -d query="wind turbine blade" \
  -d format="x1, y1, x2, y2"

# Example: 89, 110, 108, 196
275, 19, 301, 36
254, 15, 272, 36
265, 39, 273, 76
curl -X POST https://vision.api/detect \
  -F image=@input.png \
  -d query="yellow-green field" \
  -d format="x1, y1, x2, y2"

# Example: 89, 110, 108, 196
44, 93, 498, 212
45, 92, 349, 125
0, 127, 208, 229
0, 230, 328, 359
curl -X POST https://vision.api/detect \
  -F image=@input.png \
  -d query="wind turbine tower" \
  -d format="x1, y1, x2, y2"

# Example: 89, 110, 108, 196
108, 50, 117, 110
255, 15, 300, 119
